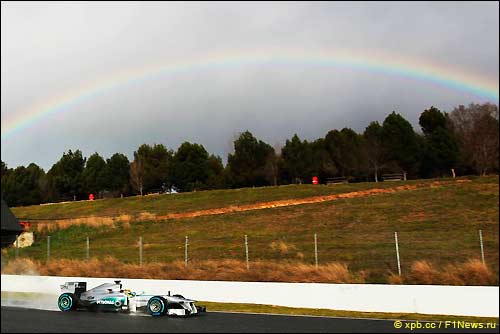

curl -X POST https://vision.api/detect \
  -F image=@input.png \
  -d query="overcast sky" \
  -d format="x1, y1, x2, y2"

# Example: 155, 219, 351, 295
1, 1, 499, 170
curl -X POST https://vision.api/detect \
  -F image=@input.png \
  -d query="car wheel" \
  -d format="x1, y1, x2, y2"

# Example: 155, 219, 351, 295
58, 293, 77, 312
147, 296, 167, 316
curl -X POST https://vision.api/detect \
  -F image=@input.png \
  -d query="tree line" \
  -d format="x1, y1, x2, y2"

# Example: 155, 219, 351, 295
1, 102, 498, 207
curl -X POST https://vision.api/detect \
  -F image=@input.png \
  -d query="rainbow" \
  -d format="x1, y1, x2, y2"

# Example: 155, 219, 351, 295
2, 48, 498, 140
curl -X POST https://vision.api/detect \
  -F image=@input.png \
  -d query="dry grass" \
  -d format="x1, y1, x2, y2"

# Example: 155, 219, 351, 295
269, 240, 296, 255
2, 257, 364, 283
2, 258, 40, 275
116, 214, 132, 223
34, 214, 143, 232
407, 260, 441, 285
4, 257, 494, 285
35, 216, 116, 232
137, 212, 157, 221
387, 272, 405, 284
401, 259, 497, 285
445, 259, 497, 286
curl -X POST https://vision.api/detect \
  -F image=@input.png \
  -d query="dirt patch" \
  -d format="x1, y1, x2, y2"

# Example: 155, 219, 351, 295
29, 180, 468, 229
157, 184, 419, 220
399, 211, 429, 223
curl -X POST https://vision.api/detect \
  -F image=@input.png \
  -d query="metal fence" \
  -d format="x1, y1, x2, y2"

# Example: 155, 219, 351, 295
7, 229, 496, 278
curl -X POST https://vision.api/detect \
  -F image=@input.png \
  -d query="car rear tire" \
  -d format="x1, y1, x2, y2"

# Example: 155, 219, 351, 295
58, 293, 78, 312
147, 296, 167, 316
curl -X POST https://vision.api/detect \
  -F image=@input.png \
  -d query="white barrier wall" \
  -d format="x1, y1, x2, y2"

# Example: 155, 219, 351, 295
1, 275, 498, 317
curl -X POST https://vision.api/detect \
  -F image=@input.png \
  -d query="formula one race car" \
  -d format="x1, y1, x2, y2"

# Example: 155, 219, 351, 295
57, 280, 206, 317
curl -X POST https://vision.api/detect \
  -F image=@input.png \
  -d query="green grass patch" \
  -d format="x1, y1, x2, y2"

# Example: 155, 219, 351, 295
4, 176, 499, 284
12, 178, 442, 219
201, 301, 499, 323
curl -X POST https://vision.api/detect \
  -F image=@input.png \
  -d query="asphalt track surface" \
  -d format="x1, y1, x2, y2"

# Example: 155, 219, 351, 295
2, 307, 499, 333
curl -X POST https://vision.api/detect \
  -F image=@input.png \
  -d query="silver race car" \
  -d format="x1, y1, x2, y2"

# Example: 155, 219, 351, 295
57, 280, 206, 316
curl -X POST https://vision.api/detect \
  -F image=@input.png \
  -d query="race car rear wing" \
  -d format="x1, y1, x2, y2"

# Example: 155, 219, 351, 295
60, 282, 87, 297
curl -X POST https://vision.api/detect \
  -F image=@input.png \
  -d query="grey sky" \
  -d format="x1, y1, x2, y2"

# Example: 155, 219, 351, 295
1, 1, 498, 170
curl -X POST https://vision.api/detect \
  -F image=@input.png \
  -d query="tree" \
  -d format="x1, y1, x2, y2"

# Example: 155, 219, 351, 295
280, 134, 314, 184
381, 112, 421, 177
130, 157, 144, 196
1, 163, 45, 206
1, 161, 12, 200
102, 153, 130, 195
38, 172, 57, 203
47, 149, 86, 200
134, 144, 173, 193
418, 106, 459, 177
226, 131, 275, 187
362, 121, 387, 182
419, 106, 447, 135
82, 152, 106, 196
1, 160, 9, 178
325, 128, 363, 178
205, 154, 225, 189
449, 103, 499, 175
263, 150, 279, 186
171, 142, 213, 192
310, 138, 337, 183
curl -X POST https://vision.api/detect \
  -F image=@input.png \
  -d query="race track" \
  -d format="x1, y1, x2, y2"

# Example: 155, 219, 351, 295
1, 307, 498, 333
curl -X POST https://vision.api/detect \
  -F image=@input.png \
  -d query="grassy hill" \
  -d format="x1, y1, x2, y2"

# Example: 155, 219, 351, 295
3, 176, 499, 285
12, 180, 419, 219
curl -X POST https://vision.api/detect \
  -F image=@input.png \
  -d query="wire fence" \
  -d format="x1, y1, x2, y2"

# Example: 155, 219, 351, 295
6, 228, 498, 278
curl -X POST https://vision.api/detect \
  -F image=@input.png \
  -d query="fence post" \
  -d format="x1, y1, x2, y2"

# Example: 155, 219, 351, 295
15, 235, 19, 258
47, 236, 51, 262
86, 236, 90, 260
314, 233, 318, 268
139, 236, 143, 266
185, 236, 189, 266
394, 232, 401, 276
479, 230, 485, 265
245, 235, 249, 270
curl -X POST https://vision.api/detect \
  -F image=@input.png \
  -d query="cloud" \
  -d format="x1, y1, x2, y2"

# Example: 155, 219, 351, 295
1, 1, 498, 169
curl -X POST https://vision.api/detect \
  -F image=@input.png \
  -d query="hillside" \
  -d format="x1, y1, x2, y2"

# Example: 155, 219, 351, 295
12, 179, 424, 219
3, 176, 499, 285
